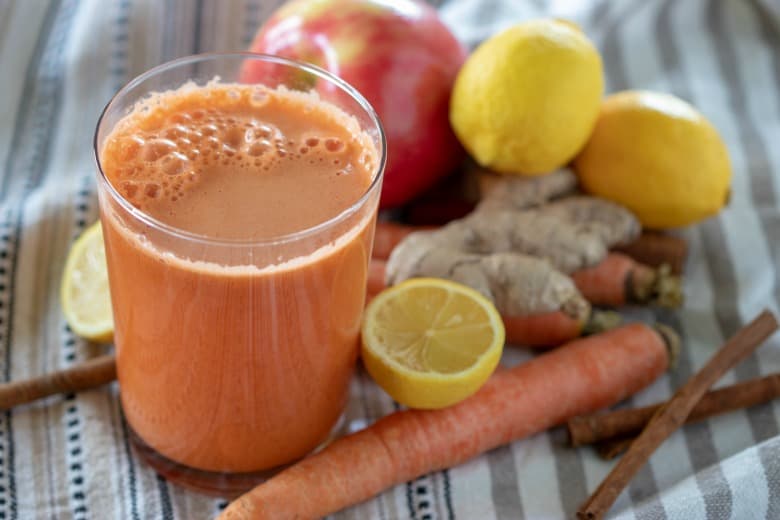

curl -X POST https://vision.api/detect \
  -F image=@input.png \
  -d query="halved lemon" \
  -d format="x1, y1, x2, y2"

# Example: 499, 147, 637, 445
60, 221, 114, 343
361, 278, 505, 409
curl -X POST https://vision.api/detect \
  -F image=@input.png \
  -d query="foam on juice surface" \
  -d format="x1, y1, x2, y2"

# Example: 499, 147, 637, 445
100, 83, 378, 241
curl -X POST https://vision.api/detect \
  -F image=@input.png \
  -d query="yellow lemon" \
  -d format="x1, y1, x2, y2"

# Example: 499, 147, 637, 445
361, 278, 504, 409
574, 90, 732, 229
60, 221, 114, 343
450, 18, 604, 175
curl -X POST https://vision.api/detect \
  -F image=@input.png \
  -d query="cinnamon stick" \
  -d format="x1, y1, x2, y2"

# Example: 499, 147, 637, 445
577, 310, 778, 520
568, 373, 780, 447
0, 354, 116, 410
595, 437, 634, 460
614, 232, 688, 275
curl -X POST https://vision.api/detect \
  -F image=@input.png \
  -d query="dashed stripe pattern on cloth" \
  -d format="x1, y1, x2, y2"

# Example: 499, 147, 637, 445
0, 210, 17, 520
1, 2, 78, 520
62, 176, 97, 520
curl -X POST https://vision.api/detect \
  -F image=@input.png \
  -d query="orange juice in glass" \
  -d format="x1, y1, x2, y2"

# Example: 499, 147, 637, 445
94, 54, 385, 494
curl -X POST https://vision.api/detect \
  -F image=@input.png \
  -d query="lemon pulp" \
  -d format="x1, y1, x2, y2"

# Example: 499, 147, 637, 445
60, 221, 114, 343
361, 278, 505, 409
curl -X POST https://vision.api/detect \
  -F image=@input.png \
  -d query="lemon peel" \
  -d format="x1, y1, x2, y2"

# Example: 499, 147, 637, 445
60, 221, 114, 343
574, 90, 732, 229
361, 278, 504, 409
450, 18, 604, 175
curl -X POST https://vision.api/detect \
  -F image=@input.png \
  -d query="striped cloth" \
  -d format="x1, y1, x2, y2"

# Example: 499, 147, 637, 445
1, 0, 779, 518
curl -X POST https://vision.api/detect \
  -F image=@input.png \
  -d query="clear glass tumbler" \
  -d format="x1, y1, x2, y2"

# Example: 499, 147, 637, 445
94, 53, 385, 495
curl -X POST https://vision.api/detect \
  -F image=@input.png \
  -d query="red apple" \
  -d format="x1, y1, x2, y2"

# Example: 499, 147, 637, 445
246, 0, 468, 208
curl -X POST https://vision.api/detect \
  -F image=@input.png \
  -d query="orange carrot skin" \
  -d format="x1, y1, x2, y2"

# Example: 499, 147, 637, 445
503, 311, 584, 347
219, 324, 669, 520
367, 258, 388, 297
571, 252, 636, 307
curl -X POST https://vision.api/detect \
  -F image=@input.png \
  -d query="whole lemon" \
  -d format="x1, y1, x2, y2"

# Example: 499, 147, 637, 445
574, 91, 732, 229
450, 19, 604, 175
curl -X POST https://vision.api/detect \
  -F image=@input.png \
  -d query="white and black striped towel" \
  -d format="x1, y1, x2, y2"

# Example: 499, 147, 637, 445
0, 0, 779, 518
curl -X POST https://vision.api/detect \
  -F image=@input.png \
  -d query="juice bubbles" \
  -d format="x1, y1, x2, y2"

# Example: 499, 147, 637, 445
95, 56, 384, 477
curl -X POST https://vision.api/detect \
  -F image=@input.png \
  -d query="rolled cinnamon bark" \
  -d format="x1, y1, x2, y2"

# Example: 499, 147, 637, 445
0, 355, 116, 410
568, 372, 780, 447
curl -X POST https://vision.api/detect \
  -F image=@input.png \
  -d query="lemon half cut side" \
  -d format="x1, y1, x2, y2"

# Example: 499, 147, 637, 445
60, 221, 114, 343
361, 278, 505, 409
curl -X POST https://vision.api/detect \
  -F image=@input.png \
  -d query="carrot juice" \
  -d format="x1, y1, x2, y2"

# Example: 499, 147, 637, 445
94, 55, 384, 481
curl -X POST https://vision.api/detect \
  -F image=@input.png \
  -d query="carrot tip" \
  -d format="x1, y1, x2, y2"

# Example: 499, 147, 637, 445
653, 264, 684, 308
561, 295, 591, 322
631, 264, 684, 308
583, 310, 622, 336
653, 323, 681, 370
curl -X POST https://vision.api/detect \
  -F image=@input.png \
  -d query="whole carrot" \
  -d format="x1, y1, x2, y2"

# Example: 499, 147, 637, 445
219, 323, 676, 520
570, 252, 682, 308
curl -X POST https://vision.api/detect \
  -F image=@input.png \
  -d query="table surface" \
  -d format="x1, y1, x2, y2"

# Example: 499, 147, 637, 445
1, 0, 779, 518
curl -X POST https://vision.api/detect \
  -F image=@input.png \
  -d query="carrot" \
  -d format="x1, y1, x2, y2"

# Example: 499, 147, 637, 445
502, 312, 582, 347
366, 257, 387, 298
372, 221, 429, 260
570, 252, 683, 308
366, 258, 388, 297
501, 310, 619, 348
367, 258, 621, 348
219, 323, 676, 520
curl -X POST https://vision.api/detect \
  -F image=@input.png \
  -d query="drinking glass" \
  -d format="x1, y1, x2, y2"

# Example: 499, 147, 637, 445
94, 53, 385, 495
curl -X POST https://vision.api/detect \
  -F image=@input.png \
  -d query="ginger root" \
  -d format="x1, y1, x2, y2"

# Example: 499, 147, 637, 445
385, 169, 641, 318
393, 249, 589, 318
476, 167, 578, 211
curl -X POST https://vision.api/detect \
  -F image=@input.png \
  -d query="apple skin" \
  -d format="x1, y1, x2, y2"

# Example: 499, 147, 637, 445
247, 0, 468, 208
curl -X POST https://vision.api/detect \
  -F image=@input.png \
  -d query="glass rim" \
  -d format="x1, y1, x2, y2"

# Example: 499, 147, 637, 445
93, 52, 387, 247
